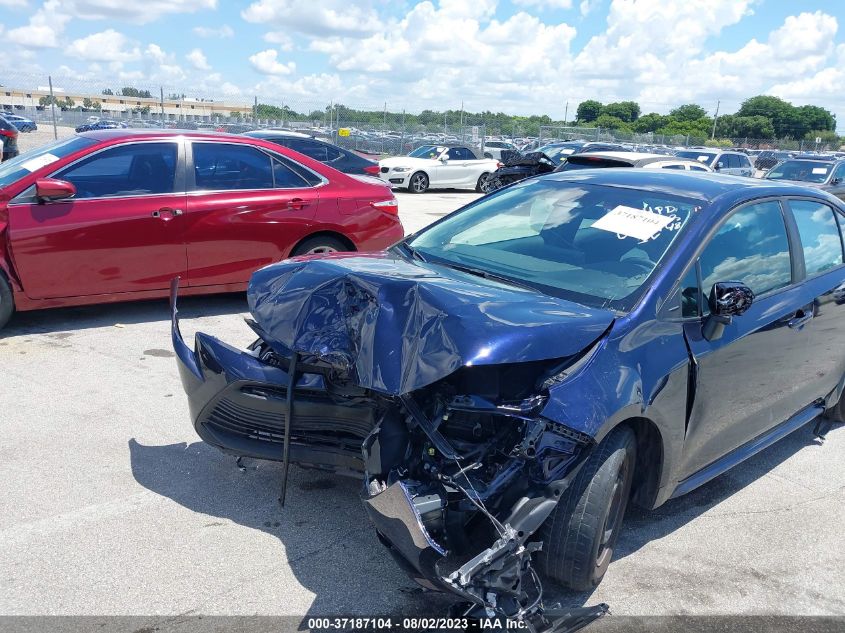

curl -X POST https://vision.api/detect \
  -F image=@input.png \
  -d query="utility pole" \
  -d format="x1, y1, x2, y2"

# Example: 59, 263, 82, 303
460, 101, 464, 135
160, 86, 164, 120
564, 101, 568, 126
711, 100, 720, 139
47, 75, 58, 140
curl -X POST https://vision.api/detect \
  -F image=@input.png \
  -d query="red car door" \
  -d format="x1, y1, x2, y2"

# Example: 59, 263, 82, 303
8, 140, 187, 299
183, 141, 320, 286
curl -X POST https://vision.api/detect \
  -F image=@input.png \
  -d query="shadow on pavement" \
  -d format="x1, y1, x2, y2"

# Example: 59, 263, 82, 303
129, 421, 839, 616
3, 293, 248, 336
128, 438, 453, 620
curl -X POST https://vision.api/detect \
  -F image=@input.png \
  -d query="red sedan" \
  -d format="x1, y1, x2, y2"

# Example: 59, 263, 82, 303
0, 130, 403, 329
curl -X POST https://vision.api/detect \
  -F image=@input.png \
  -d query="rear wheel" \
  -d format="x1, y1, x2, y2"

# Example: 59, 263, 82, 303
0, 272, 15, 331
408, 171, 429, 194
538, 425, 636, 590
291, 235, 349, 256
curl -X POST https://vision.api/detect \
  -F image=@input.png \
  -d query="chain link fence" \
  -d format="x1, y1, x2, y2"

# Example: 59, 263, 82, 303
1, 71, 839, 157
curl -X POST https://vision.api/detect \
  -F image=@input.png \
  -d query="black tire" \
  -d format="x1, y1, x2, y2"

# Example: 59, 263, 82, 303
0, 272, 14, 331
475, 173, 493, 193
538, 425, 636, 591
408, 171, 429, 194
825, 391, 845, 423
291, 235, 350, 256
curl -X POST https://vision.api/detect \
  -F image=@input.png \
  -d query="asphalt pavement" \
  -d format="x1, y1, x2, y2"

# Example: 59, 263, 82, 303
0, 190, 843, 620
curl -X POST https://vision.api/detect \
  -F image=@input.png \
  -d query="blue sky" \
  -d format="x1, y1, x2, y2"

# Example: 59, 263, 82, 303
1, 0, 842, 127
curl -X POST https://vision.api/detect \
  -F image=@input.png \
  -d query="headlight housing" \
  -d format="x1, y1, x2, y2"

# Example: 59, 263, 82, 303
392, 167, 410, 173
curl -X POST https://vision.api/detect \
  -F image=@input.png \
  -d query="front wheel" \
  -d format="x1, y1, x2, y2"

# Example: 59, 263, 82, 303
538, 425, 636, 590
0, 272, 15, 331
408, 171, 429, 194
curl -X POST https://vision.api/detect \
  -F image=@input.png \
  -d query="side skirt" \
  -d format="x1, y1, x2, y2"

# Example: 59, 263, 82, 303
670, 403, 824, 499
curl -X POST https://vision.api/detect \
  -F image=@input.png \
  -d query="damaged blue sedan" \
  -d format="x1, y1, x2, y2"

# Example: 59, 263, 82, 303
172, 170, 845, 618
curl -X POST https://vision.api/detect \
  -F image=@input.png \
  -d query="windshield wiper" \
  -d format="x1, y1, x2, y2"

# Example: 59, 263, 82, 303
434, 260, 538, 292
397, 241, 427, 262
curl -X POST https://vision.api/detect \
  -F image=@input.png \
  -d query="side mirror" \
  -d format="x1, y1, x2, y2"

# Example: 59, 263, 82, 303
715, 162, 724, 170
35, 178, 76, 203
702, 281, 754, 341
440, 156, 449, 163
831, 177, 842, 185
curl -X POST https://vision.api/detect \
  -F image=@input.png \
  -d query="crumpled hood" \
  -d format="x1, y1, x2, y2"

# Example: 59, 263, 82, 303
247, 252, 614, 395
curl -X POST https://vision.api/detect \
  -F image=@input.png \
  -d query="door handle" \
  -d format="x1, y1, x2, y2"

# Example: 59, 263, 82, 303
788, 309, 813, 329
152, 207, 183, 219
286, 198, 307, 210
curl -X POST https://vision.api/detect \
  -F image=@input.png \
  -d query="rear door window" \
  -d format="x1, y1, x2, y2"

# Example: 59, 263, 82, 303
193, 143, 274, 190
788, 199, 844, 276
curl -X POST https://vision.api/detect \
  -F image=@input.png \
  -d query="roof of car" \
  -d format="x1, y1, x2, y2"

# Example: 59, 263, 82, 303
77, 128, 247, 142
541, 167, 828, 204
576, 151, 694, 162
244, 129, 314, 139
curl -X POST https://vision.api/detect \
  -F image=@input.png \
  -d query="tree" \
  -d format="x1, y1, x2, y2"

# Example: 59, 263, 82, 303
593, 114, 630, 131
60, 96, 75, 109
102, 88, 114, 95
796, 105, 835, 135
576, 100, 603, 123
804, 130, 840, 145
632, 112, 666, 133
603, 101, 640, 122
669, 104, 708, 122
715, 114, 774, 139
737, 95, 797, 138
38, 95, 59, 107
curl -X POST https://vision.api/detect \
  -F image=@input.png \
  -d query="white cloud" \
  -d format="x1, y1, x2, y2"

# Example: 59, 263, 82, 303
264, 31, 293, 50
249, 49, 296, 75
6, 0, 70, 48
186, 48, 211, 70
59, 0, 217, 24
66, 29, 140, 62
513, 0, 573, 10
0, 0, 28, 6
579, 0, 599, 16
193, 24, 233, 38
242, 0, 382, 38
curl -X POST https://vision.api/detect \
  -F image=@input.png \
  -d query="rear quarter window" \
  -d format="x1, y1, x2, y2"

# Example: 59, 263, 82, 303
789, 200, 844, 276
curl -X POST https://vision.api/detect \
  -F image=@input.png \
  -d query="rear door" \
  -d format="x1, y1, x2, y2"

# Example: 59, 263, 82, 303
183, 140, 322, 287
8, 140, 186, 299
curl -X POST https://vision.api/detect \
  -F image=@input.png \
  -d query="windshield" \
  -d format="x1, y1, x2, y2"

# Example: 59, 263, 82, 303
765, 160, 833, 183
408, 178, 701, 310
0, 136, 96, 189
538, 144, 583, 164
675, 150, 717, 165
409, 145, 445, 159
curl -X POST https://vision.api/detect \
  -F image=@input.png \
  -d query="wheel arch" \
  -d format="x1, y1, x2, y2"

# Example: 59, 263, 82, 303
289, 230, 357, 256
612, 416, 665, 509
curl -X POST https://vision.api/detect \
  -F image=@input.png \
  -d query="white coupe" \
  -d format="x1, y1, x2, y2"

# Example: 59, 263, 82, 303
379, 145, 500, 193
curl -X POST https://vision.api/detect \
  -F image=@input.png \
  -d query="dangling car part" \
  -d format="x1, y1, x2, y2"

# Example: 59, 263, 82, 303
172, 170, 845, 621
486, 151, 557, 192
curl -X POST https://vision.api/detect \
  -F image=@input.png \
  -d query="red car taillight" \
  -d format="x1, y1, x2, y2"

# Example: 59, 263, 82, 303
363, 165, 380, 175
0, 129, 17, 139
371, 198, 399, 215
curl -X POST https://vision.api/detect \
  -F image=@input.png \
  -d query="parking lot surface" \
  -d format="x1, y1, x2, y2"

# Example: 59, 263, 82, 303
0, 190, 843, 620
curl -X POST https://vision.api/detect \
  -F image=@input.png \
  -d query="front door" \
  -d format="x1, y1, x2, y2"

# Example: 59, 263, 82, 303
8, 140, 186, 299
680, 199, 814, 478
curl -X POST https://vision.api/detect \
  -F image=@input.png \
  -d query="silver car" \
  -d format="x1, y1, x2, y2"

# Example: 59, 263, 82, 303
674, 149, 755, 177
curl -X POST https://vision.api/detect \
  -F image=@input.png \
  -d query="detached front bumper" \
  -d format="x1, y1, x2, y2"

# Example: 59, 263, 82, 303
170, 280, 375, 476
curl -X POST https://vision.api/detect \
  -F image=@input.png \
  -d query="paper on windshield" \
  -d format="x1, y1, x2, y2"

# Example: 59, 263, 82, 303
812, 167, 829, 175
593, 205, 676, 241
21, 153, 60, 172
697, 155, 710, 162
